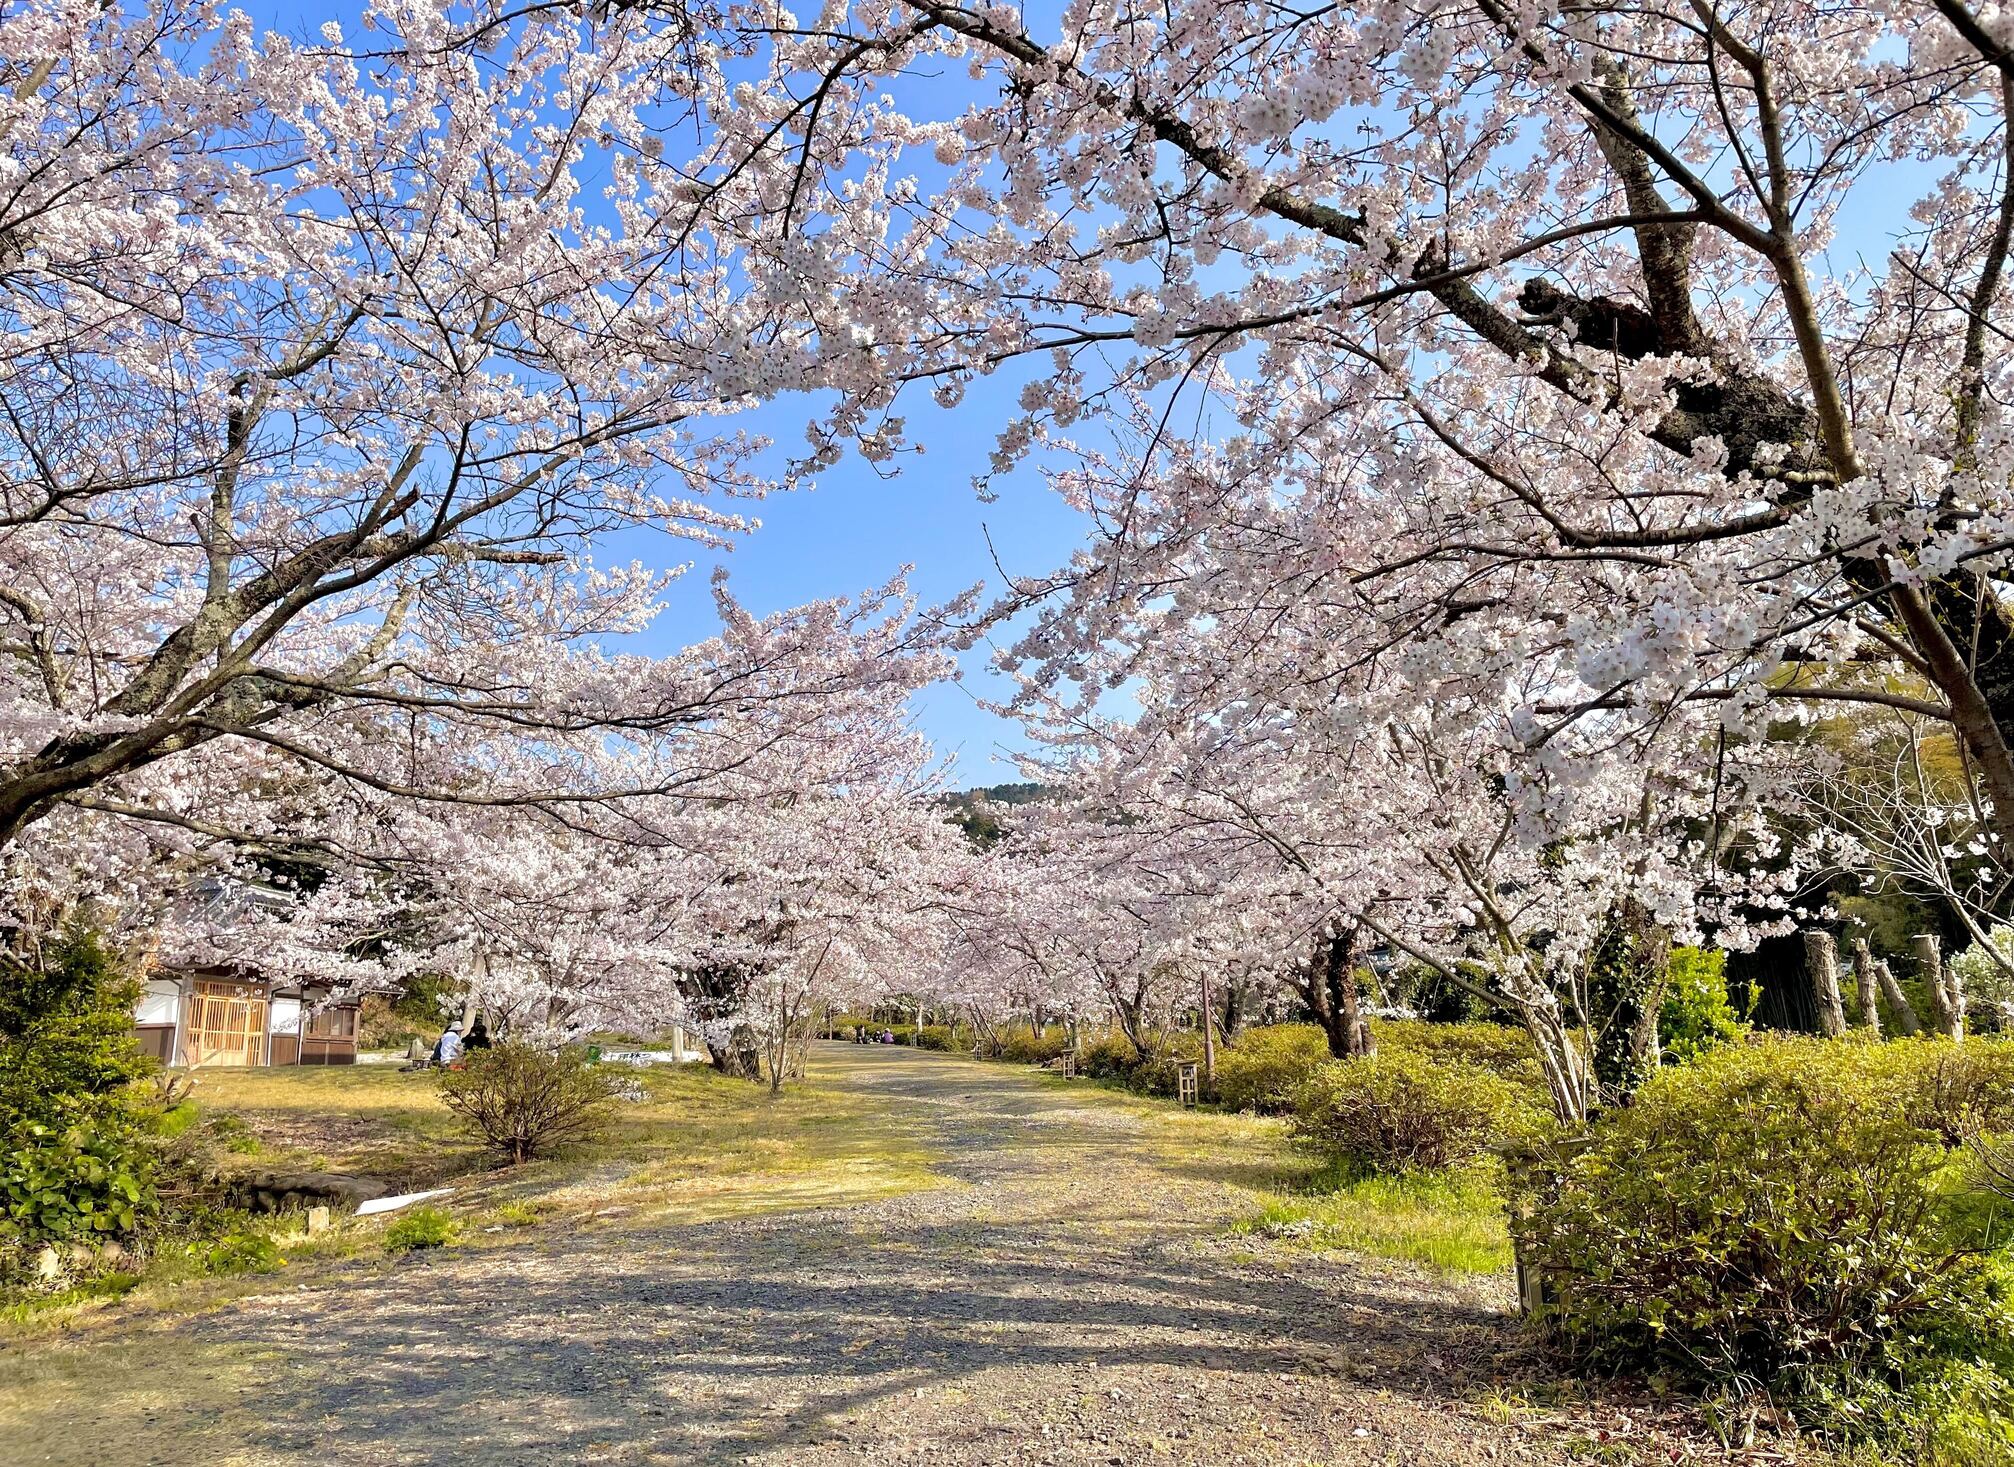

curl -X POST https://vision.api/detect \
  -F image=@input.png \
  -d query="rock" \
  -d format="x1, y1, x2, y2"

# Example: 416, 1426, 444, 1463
305, 1205, 332, 1234
35, 1245, 61, 1282
228, 1169, 394, 1214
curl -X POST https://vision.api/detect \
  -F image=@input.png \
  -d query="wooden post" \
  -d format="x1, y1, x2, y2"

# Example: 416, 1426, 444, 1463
1876, 959, 1923, 1036
1199, 968, 1216, 1091
1803, 930, 1848, 1038
1914, 933, 1963, 1040
1851, 939, 1882, 1038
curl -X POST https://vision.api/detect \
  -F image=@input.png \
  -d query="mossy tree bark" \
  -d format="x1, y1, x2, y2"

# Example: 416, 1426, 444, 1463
1584, 900, 1671, 1106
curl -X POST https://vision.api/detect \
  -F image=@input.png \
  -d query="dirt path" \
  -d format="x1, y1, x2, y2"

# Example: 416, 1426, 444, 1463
35, 1046, 1609, 1466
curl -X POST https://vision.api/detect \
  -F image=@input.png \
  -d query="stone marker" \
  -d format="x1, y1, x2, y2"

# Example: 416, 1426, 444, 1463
306, 1205, 332, 1235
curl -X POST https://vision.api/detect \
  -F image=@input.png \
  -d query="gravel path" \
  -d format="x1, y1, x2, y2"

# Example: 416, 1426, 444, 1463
157, 1045, 1611, 1465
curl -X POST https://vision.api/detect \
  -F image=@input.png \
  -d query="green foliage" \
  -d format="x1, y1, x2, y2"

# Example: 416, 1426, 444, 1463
914, 1024, 962, 1051
1077, 1030, 1143, 1080
437, 1042, 617, 1164
383, 1204, 458, 1252
2, 1122, 153, 1244
0, 925, 151, 1129
995, 1024, 1068, 1065
1838, 891, 1937, 962
1070, 1027, 1209, 1097
1658, 946, 1749, 1064
0, 926, 157, 1253
201, 1231, 281, 1276
1215, 1024, 1331, 1113
1368, 1019, 1544, 1087
1510, 1037, 2014, 1413
1129, 1030, 1205, 1097
1290, 1049, 1528, 1172
1380, 961, 1518, 1024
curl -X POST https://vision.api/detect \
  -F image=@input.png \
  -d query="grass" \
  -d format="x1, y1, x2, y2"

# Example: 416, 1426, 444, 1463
1, 1051, 943, 1340
1234, 1162, 1515, 1276
1007, 1045, 1517, 1277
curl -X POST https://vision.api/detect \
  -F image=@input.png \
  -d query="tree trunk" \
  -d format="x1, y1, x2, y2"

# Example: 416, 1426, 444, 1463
1803, 930, 1848, 1038
1585, 900, 1672, 1104
1317, 928, 1373, 1058
1336, 945, 1373, 1058
1875, 959, 1924, 1036
1851, 938, 1883, 1037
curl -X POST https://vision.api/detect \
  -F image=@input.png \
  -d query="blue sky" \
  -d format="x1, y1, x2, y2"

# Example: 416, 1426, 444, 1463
641, 388, 1093, 786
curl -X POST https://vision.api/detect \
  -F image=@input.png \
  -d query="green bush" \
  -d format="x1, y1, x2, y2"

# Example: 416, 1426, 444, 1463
0, 927, 157, 1254
1129, 1031, 1205, 1097
0, 926, 151, 1127
1291, 1049, 1527, 1172
1078, 1030, 1144, 1080
383, 1204, 458, 1252
914, 1024, 961, 1051
2, 1121, 154, 1246
1510, 1037, 2014, 1408
437, 1042, 616, 1164
997, 1024, 1069, 1065
202, 1230, 281, 1276
1368, 1019, 1543, 1087
1216, 1024, 1331, 1113
1657, 945, 1748, 1064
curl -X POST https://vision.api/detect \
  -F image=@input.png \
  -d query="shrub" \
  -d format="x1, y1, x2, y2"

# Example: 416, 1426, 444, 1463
1216, 1024, 1331, 1113
914, 1025, 960, 1051
997, 1024, 1069, 1065
437, 1042, 616, 1164
202, 1231, 281, 1276
2, 1122, 154, 1247
0, 926, 151, 1126
1290, 1049, 1527, 1172
1657, 945, 1748, 1064
1129, 1031, 1205, 1097
1368, 1019, 1544, 1087
0, 926, 157, 1255
1510, 1036, 2014, 1399
383, 1205, 458, 1252
1078, 1031, 1144, 1080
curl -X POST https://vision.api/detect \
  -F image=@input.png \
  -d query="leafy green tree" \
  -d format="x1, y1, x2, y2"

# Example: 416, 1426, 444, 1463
0, 926, 157, 1249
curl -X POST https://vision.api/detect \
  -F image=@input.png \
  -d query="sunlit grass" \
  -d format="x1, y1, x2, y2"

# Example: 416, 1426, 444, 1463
3, 1052, 945, 1341
1234, 1163, 1514, 1276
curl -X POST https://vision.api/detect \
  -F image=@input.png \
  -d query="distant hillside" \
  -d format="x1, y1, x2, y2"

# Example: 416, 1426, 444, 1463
937, 782, 1052, 849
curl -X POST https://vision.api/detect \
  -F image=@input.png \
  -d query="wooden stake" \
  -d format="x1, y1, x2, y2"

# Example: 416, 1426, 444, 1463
1914, 933, 1963, 1040
1803, 930, 1848, 1038
1851, 938, 1882, 1037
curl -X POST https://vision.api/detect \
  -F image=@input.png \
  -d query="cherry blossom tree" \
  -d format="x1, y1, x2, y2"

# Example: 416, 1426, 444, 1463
1, 0, 958, 866
576, 0, 2014, 1113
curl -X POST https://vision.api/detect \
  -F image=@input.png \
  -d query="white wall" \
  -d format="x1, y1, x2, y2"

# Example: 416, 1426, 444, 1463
135, 978, 181, 1027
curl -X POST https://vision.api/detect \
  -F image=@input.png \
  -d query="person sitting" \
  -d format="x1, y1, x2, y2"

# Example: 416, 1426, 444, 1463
464, 1016, 491, 1051
431, 1023, 465, 1068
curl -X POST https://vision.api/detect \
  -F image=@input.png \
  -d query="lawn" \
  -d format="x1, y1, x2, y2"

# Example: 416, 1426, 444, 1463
0, 1052, 944, 1342
1024, 1065, 1515, 1278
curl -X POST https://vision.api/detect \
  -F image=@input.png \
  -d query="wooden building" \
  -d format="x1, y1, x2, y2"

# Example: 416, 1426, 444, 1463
135, 967, 366, 1067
